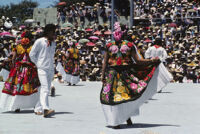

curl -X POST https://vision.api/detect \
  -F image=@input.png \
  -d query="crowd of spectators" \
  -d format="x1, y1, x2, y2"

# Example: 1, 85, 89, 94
1, 0, 200, 83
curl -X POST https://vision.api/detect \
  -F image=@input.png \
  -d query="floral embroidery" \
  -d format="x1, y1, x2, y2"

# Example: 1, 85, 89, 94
116, 57, 122, 65
103, 84, 111, 93
120, 44, 130, 54
106, 43, 112, 48
100, 40, 158, 105
21, 38, 30, 46
127, 42, 133, 47
109, 45, 119, 54
130, 83, 138, 90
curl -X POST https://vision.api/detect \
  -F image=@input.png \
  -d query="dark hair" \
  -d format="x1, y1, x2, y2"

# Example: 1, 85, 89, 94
24, 31, 33, 40
154, 38, 162, 46
43, 24, 56, 37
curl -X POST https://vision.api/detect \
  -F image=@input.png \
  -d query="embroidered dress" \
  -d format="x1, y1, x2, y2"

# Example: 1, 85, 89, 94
56, 48, 80, 85
0, 44, 40, 111
100, 40, 172, 126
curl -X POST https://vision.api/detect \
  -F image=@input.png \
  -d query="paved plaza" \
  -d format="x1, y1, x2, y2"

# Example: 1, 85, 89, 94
0, 82, 199, 134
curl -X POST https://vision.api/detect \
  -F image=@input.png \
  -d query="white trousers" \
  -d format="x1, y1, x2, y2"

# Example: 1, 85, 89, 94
34, 69, 54, 112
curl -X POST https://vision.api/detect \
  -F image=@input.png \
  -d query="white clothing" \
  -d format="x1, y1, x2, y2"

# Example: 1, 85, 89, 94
0, 68, 9, 81
145, 46, 168, 62
29, 37, 56, 112
29, 37, 56, 71
0, 92, 39, 112
56, 62, 80, 85
102, 63, 172, 126
34, 69, 54, 112
4, 21, 13, 29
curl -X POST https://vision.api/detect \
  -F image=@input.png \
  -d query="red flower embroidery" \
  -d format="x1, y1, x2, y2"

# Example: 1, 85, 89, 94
127, 42, 133, 47
117, 57, 122, 65
106, 43, 112, 48
144, 77, 148, 81
147, 73, 152, 78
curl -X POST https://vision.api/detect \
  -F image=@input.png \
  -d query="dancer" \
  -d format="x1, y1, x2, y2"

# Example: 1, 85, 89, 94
100, 22, 172, 129
0, 32, 40, 112
145, 37, 173, 92
56, 41, 80, 85
145, 37, 168, 63
29, 24, 56, 117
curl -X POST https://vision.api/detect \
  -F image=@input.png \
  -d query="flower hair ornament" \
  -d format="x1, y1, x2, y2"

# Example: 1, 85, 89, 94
113, 22, 127, 41
21, 38, 30, 46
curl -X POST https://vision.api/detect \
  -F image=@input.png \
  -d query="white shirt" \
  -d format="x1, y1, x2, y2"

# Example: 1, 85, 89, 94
145, 45, 168, 62
29, 37, 56, 71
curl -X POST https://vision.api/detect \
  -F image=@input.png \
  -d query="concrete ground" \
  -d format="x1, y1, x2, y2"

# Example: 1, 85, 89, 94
0, 82, 199, 134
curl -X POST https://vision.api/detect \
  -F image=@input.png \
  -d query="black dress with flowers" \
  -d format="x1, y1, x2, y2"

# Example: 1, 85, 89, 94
63, 48, 80, 76
100, 40, 158, 105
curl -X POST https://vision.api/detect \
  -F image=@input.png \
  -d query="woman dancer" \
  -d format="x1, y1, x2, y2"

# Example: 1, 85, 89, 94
100, 22, 172, 129
0, 32, 40, 112
56, 41, 80, 85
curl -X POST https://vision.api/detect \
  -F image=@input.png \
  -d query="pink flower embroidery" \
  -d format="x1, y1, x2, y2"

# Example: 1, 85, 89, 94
133, 77, 139, 82
137, 87, 144, 93
109, 74, 112, 79
130, 83, 138, 90
103, 84, 111, 93
113, 31, 122, 41
139, 81, 147, 87
4, 82, 10, 89
120, 45, 130, 54
109, 45, 119, 54
106, 94, 109, 100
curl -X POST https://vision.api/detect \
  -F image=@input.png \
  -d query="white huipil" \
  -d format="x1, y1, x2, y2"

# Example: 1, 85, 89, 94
29, 37, 56, 112
145, 45, 168, 62
145, 45, 173, 92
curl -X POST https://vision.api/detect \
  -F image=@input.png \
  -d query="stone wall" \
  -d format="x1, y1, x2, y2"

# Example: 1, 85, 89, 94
33, 8, 58, 27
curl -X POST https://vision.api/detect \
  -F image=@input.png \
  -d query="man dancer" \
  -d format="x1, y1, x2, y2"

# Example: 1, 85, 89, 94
29, 24, 56, 117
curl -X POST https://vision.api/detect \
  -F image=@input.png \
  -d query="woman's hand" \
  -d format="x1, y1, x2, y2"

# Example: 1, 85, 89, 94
151, 58, 161, 64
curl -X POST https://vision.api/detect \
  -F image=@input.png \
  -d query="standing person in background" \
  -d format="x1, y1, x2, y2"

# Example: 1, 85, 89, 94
145, 37, 172, 92
29, 24, 56, 118
145, 37, 168, 63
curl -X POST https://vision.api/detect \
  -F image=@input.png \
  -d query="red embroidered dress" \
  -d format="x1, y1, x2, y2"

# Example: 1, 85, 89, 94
2, 44, 40, 96
100, 40, 158, 105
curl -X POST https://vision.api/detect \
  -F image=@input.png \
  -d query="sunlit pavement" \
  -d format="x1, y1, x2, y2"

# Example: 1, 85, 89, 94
0, 82, 199, 134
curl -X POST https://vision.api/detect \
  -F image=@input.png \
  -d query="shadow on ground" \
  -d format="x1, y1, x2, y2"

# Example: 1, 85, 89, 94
159, 91, 173, 94
2, 110, 34, 114
54, 112, 74, 115
107, 123, 180, 129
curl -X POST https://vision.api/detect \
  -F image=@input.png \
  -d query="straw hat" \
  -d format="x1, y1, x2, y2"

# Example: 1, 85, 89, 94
92, 47, 99, 52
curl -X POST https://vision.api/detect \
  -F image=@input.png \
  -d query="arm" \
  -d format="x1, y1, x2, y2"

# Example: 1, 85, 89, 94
11, 51, 17, 66
29, 40, 40, 64
144, 47, 151, 59
160, 49, 168, 62
132, 48, 159, 65
101, 51, 109, 81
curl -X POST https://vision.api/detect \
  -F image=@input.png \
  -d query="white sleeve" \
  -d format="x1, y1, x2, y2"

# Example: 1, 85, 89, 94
29, 39, 40, 64
160, 49, 168, 62
145, 47, 151, 59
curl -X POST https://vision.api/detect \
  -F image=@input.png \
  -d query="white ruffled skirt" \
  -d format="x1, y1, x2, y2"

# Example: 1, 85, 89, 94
0, 69, 9, 81
56, 62, 80, 85
0, 92, 39, 112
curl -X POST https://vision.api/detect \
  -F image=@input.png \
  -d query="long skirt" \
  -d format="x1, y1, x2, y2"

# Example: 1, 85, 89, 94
0, 92, 39, 112
0, 69, 9, 81
56, 62, 80, 85
100, 63, 172, 126
0, 61, 40, 112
